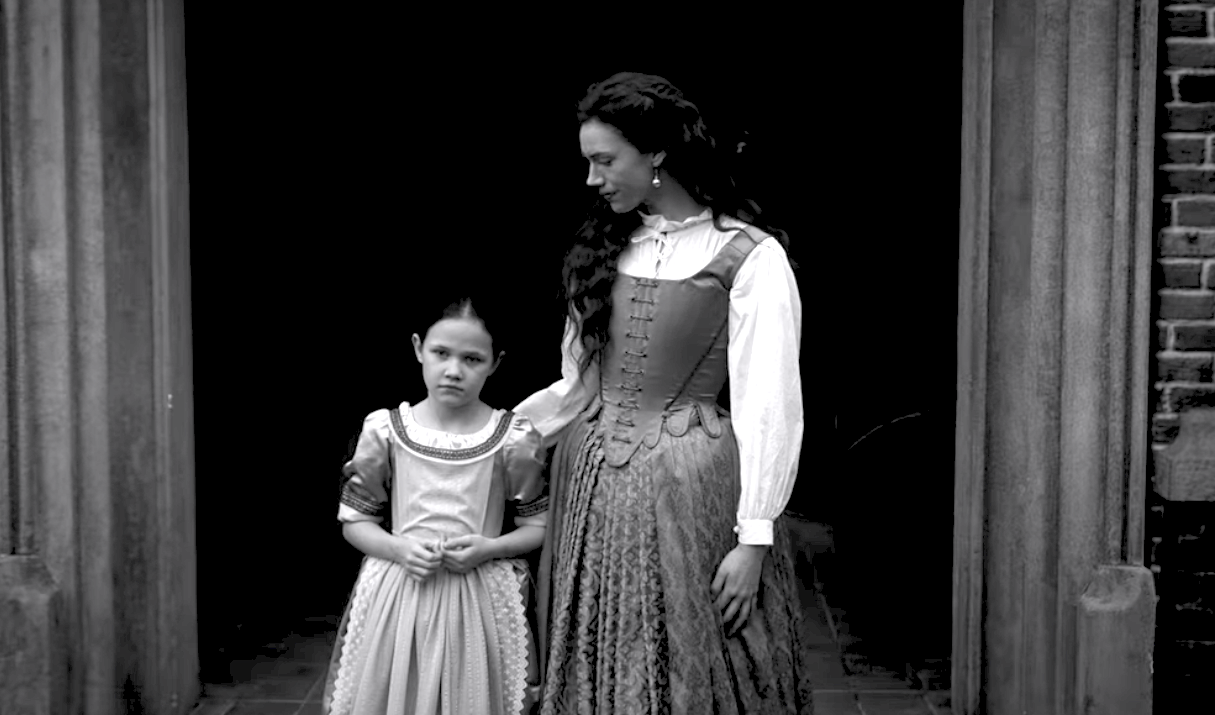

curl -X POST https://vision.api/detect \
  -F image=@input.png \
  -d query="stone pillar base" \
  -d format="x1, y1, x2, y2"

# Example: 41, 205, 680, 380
0, 557, 67, 715
1077, 565, 1157, 713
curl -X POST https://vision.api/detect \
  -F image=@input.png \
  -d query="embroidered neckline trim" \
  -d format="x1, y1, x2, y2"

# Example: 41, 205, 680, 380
388, 407, 514, 461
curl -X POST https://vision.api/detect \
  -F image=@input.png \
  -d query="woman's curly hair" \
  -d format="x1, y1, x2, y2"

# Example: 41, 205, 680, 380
563, 71, 791, 376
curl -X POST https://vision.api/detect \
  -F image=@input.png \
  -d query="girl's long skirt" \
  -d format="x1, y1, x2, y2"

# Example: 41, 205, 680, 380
537, 408, 814, 714
321, 555, 539, 715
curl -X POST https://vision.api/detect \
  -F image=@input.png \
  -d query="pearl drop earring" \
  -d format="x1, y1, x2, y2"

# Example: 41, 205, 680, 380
651, 168, 661, 189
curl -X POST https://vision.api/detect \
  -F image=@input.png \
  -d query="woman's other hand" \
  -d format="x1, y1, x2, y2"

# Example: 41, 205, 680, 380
711, 544, 768, 636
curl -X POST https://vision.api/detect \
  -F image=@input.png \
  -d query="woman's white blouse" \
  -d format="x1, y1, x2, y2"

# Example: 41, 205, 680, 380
514, 209, 803, 546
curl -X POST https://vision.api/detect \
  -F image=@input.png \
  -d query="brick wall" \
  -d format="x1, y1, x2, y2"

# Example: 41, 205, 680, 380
1152, 2, 1215, 698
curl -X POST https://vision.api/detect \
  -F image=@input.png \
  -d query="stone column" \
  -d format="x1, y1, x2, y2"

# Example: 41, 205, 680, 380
956, 1, 1158, 713
0, 1, 195, 714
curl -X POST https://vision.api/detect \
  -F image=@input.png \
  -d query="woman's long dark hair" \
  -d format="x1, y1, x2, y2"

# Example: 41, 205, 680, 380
563, 72, 791, 375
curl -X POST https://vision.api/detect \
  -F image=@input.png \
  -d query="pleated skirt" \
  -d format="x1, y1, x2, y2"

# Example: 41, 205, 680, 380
536, 408, 813, 715
322, 554, 538, 715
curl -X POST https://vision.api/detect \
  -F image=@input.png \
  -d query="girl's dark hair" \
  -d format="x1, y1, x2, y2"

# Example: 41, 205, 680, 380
421, 295, 501, 352
563, 71, 791, 375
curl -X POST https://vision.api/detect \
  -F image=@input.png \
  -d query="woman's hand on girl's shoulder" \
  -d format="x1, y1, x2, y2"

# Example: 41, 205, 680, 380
393, 535, 442, 582
438, 534, 499, 574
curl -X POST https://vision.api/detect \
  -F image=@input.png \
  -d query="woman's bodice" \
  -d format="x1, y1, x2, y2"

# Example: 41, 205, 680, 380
599, 230, 759, 467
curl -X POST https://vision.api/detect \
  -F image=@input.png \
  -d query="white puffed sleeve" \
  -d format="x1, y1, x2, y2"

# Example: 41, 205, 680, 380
728, 239, 804, 545
513, 316, 598, 448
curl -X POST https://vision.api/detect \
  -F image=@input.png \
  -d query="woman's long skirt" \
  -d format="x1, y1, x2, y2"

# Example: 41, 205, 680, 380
536, 407, 814, 714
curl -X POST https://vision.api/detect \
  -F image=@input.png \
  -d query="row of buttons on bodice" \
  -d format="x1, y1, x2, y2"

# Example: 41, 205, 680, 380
608, 276, 660, 445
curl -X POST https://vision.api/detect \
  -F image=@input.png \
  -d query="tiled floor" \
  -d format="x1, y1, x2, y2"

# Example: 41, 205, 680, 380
191, 616, 336, 715
190, 596, 950, 715
190, 520, 951, 715
793, 516, 952, 715
798, 582, 952, 715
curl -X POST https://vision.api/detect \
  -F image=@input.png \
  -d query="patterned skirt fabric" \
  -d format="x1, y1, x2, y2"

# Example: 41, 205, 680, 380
321, 555, 538, 715
538, 409, 813, 715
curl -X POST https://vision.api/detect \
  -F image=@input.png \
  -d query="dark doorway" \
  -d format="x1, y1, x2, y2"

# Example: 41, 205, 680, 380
184, 7, 959, 690
807, 6, 963, 683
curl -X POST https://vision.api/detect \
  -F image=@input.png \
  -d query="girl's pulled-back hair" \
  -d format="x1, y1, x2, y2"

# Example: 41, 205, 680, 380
563, 72, 791, 375
421, 294, 501, 353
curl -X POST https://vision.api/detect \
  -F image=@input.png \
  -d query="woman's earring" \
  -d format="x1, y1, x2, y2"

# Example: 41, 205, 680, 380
651, 169, 662, 189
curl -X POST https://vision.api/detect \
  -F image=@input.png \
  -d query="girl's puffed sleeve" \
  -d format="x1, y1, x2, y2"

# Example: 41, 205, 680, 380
337, 409, 394, 524
502, 413, 549, 528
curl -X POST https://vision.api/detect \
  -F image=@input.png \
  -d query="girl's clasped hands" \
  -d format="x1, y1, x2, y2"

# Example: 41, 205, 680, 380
394, 533, 496, 581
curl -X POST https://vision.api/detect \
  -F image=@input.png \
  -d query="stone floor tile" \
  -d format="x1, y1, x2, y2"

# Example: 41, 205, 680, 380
806, 652, 850, 688
304, 671, 326, 703
266, 658, 324, 679
923, 690, 952, 715
856, 692, 933, 715
202, 673, 315, 702
223, 656, 279, 681
848, 668, 915, 691
282, 633, 333, 664
188, 699, 234, 715
814, 690, 861, 715
225, 701, 299, 715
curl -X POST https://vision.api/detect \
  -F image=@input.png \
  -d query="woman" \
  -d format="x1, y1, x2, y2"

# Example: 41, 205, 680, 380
516, 71, 811, 714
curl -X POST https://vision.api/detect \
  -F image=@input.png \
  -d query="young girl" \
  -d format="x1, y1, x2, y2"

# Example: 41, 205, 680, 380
321, 297, 547, 715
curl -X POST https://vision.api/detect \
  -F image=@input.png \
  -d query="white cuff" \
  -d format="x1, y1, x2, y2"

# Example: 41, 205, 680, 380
733, 519, 774, 545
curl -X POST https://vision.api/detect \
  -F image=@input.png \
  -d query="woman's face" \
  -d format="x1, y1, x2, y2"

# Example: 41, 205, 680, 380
579, 119, 663, 214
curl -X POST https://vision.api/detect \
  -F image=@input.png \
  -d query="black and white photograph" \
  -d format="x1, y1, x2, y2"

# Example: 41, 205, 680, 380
0, 1, 1200, 714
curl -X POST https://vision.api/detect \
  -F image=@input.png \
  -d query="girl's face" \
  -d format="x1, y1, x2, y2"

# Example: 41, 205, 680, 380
580, 119, 664, 214
412, 317, 500, 410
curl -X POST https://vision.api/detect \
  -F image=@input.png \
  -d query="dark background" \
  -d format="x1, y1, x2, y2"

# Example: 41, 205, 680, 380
185, 9, 961, 675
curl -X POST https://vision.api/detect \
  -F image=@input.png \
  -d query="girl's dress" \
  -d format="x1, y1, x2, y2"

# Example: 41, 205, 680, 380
516, 210, 813, 714
321, 404, 548, 715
